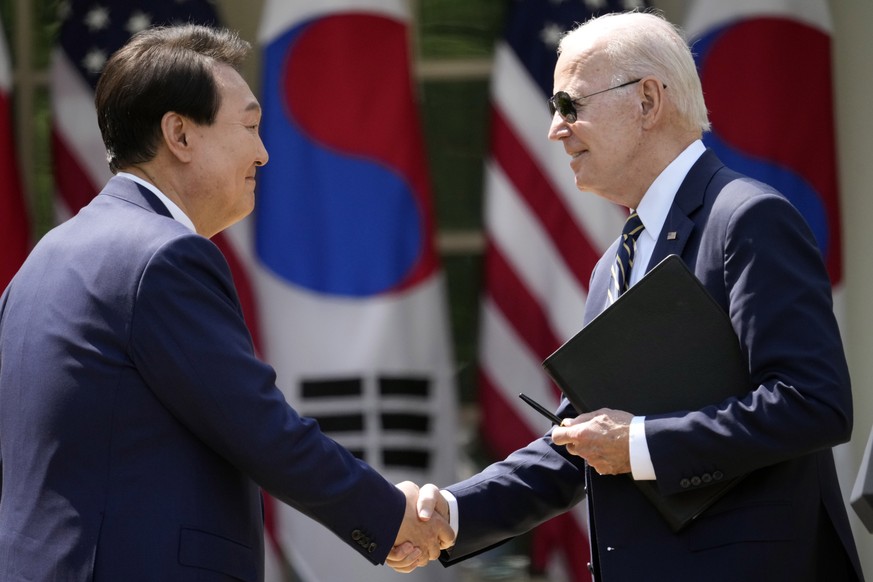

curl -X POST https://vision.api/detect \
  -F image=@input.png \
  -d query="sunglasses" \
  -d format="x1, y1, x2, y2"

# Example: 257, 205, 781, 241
548, 78, 643, 123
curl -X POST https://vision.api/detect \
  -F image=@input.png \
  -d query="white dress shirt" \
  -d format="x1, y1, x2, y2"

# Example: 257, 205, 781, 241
626, 139, 705, 480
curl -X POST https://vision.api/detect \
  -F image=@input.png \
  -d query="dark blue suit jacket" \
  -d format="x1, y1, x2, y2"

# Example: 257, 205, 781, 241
443, 150, 863, 581
0, 176, 405, 581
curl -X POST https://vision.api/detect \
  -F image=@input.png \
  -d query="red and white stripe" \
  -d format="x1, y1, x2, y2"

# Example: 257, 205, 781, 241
478, 40, 625, 582
0, 15, 30, 289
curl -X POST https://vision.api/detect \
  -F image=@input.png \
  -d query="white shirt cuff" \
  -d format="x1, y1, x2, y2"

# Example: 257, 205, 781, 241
629, 415, 657, 480
440, 490, 459, 538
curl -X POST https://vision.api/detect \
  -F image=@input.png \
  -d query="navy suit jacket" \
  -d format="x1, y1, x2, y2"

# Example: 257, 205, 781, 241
443, 150, 863, 581
0, 176, 405, 581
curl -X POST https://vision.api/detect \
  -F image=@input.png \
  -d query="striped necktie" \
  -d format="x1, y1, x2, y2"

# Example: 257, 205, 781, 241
608, 212, 645, 304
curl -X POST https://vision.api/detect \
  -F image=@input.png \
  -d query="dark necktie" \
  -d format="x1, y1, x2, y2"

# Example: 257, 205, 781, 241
608, 212, 645, 304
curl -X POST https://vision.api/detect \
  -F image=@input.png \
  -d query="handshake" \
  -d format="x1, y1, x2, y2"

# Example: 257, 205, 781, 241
388, 481, 453, 573
383, 411, 631, 572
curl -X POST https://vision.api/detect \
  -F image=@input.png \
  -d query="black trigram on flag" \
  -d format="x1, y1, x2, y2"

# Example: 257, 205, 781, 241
300, 375, 432, 471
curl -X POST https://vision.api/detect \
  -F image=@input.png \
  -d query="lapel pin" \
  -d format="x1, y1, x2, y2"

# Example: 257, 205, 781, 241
666, 231, 678, 240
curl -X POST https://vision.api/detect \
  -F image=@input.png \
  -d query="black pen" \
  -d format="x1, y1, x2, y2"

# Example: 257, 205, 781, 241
518, 393, 563, 426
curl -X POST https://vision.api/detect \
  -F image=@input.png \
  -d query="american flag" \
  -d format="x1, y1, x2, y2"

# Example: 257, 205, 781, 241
49, 1, 286, 577
477, 1, 645, 580
0, 15, 29, 291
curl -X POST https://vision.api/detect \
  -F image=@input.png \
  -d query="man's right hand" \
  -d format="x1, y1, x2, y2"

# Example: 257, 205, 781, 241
388, 482, 455, 573
414, 483, 449, 523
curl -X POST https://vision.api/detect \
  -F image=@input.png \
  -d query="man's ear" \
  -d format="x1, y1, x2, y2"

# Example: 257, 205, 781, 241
161, 111, 193, 162
639, 77, 665, 129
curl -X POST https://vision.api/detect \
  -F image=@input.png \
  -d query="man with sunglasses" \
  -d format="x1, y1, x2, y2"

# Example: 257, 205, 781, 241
390, 10, 863, 581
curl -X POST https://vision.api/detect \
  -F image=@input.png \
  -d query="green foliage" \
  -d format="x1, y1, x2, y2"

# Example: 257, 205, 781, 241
418, 0, 507, 58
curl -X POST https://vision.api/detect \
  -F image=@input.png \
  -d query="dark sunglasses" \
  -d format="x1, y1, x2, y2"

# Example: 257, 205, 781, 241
548, 78, 643, 123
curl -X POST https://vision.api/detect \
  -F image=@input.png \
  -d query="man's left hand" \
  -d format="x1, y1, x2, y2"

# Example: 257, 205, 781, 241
551, 409, 634, 475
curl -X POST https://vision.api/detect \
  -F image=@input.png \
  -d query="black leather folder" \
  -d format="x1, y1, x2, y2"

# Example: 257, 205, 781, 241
542, 254, 751, 531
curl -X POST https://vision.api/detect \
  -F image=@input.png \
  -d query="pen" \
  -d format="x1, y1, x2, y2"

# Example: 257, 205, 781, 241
518, 393, 563, 426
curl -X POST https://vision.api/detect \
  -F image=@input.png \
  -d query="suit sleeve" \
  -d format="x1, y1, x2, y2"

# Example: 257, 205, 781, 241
0, 287, 7, 502
442, 411, 587, 563
646, 186, 852, 495
127, 233, 405, 564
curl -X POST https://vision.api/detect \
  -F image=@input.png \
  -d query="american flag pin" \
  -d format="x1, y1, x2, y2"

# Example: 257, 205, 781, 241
667, 231, 678, 240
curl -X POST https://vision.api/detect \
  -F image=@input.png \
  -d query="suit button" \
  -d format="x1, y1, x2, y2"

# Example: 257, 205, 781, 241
701, 473, 712, 483
680, 478, 691, 489
368, 543, 377, 553
691, 476, 701, 487
352, 529, 362, 541
713, 471, 724, 481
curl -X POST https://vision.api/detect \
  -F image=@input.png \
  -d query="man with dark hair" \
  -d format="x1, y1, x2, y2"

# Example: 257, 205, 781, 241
0, 24, 451, 580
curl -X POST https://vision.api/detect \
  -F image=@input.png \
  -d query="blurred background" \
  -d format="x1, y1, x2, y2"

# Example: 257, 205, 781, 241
2, 0, 872, 580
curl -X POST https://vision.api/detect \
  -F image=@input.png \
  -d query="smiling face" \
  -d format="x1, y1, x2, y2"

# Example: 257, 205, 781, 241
186, 63, 269, 236
547, 44, 647, 207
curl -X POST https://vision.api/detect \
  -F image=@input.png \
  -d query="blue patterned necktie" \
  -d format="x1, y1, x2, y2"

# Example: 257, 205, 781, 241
608, 212, 645, 304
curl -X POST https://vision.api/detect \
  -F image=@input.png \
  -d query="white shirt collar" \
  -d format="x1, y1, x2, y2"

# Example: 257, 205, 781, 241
627, 140, 706, 287
635, 139, 706, 240
116, 171, 197, 233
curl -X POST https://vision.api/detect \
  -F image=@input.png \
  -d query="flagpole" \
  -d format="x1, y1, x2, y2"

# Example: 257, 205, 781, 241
12, 0, 34, 230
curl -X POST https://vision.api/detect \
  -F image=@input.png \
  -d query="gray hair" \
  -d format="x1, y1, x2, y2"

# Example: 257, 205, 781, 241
559, 11, 710, 134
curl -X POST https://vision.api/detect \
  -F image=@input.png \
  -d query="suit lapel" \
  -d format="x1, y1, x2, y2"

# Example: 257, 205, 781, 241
647, 211, 694, 270
646, 149, 724, 270
584, 253, 613, 325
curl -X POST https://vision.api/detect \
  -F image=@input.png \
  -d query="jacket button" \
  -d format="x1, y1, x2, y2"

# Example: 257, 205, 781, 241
701, 473, 712, 483
680, 478, 691, 489
691, 476, 701, 487
368, 543, 377, 553
352, 529, 362, 541
713, 471, 724, 481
